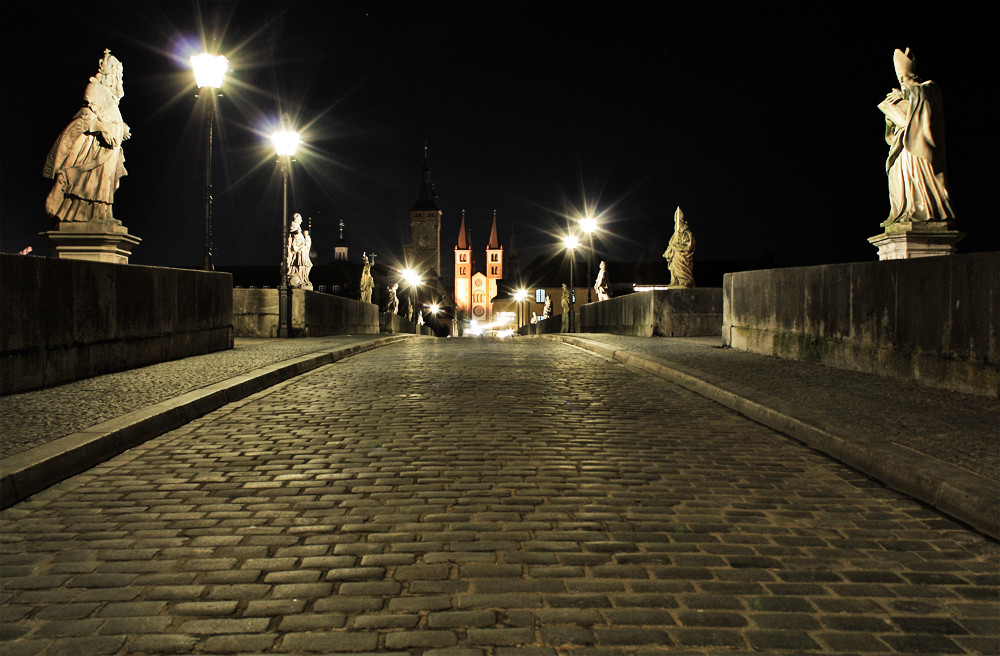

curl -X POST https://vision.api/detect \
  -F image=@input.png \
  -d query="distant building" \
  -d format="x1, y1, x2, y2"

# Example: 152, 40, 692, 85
333, 219, 348, 262
402, 154, 442, 278
454, 210, 504, 324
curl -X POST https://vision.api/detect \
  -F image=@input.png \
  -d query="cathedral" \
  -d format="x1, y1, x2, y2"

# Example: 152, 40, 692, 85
402, 155, 505, 324
453, 209, 503, 322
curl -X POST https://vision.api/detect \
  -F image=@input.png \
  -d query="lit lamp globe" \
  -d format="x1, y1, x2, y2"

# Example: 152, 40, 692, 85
272, 130, 300, 158
191, 53, 228, 89
580, 217, 598, 234
562, 235, 580, 250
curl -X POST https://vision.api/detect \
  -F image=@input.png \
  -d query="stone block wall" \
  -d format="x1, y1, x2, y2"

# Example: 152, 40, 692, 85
580, 289, 723, 337
723, 252, 999, 396
233, 288, 379, 337
1, 255, 233, 395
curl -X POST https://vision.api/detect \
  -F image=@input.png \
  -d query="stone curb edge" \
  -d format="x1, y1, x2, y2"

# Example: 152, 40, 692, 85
545, 334, 999, 541
0, 335, 414, 510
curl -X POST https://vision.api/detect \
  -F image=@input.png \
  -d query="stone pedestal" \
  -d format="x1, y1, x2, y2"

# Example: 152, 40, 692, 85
41, 221, 141, 264
868, 221, 964, 261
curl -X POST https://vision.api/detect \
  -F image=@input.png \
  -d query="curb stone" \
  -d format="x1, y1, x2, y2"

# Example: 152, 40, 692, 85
0, 335, 412, 509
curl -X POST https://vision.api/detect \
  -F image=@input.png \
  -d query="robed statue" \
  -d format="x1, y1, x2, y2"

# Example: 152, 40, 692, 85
286, 213, 313, 288
594, 260, 612, 302
43, 50, 131, 223
663, 206, 695, 288
385, 283, 399, 315
878, 48, 955, 227
359, 255, 375, 303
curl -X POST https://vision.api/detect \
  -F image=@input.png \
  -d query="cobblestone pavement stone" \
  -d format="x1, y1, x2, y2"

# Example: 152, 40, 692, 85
564, 335, 999, 482
1, 338, 998, 655
0, 336, 382, 458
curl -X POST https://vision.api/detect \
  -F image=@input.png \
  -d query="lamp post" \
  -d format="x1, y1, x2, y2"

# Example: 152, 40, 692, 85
272, 124, 300, 338
563, 235, 579, 333
514, 288, 528, 331
191, 53, 228, 271
401, 268, 422, 333
580, 216, 598, 303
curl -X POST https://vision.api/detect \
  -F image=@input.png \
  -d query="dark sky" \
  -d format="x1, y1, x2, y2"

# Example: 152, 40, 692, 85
2, 1, 997, 277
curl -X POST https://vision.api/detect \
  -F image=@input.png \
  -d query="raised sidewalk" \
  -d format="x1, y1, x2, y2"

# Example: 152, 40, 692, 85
1, 333, 996, 539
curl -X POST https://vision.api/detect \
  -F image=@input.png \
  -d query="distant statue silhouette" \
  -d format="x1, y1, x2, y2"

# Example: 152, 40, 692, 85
663, 206, 695, 289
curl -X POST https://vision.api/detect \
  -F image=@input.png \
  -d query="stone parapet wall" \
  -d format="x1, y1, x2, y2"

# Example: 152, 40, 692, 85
234, 289, 380, 337
380, 312, 434, 335
1, 255, 233, 395
723, 252, 999, 396
580, 289, 723, 337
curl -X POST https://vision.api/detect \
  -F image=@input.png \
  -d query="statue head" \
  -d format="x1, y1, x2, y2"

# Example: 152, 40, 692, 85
674, 206, 687, 229
599, 260, 606, 271
95, 50, 124, 98
893, 48, 918, 84
291, 213, 302, 230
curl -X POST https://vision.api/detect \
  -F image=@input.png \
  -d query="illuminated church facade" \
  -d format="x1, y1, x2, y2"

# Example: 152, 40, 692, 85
454, 210, 503, 322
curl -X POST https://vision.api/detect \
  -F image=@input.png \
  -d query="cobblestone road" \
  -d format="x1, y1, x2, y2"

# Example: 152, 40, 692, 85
2, 339, 997, 655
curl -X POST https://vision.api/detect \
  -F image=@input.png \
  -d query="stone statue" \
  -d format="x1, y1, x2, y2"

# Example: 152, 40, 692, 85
542, 296, 552, 319
417, 311, 424, 326
530, 312, 538, 324
879, 48, 955, 227
560, 283, 571, 331
43, 50, 131, 224
359, 256, 374, 303
663, 206, 695, 289
385, 283, 399, 315
406, 296, 414, 322
286, 213, 313, 288
594, 260, 611, 302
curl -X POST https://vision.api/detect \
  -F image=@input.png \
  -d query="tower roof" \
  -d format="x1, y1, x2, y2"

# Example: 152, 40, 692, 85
410, 153, 439, 211
457, 210, 468, 249
487, 210, 501, 249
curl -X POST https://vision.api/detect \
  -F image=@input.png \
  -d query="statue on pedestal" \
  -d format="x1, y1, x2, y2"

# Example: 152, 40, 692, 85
542, 296, 552, 319
594, 260, 612, 302
385, 283, 399, 315
43, 49, 130, 224
359, 254, 374, 303
286, 213, 313, 288
879, 48, 955, 228
663, 206, 695, 289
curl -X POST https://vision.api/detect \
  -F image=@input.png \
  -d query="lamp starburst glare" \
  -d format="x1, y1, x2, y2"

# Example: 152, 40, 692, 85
191, 53, 229, 89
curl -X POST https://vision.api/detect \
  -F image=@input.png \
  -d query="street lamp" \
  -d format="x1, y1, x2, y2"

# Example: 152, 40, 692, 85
401, 268, 422, 332
191, 52, 228, 271
513, 288, 528, 331
580, 216, 598, 303
563, 235, 579, 333
271, 123, 300, 338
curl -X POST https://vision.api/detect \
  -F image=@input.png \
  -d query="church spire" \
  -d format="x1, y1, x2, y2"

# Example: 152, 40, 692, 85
488, 209, 500, 249
457, 209, 468, 249
410, 145, 438, 211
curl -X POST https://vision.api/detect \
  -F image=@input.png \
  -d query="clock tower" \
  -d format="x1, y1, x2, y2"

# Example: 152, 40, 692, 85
403, 153, 442, 277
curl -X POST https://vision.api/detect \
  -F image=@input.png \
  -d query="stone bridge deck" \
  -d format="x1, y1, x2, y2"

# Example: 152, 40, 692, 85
1, 335, 997, 655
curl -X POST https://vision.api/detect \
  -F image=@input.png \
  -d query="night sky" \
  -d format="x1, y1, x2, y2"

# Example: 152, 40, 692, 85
2, 1, 997, 280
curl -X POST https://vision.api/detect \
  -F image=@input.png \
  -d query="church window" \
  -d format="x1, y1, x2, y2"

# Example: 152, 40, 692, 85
490, 253, 498, 262
459, 254, 468, 262
535, 289, 546, 303
473, 292, 484, 303
459, 266, 467, 275
490, 266, 497, 275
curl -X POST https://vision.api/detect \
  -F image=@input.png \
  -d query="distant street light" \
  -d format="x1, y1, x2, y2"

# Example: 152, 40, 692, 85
191, 52, 228, 271
563, 235, 579, 333
580, 216, 598, 303
271, 122, 300, 338
401, 268, 423, 333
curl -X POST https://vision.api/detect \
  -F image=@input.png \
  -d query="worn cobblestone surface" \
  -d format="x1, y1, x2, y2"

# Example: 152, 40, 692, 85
0, 336, 379, 458
573, 335, 999, 482
2, 338, 998, 655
